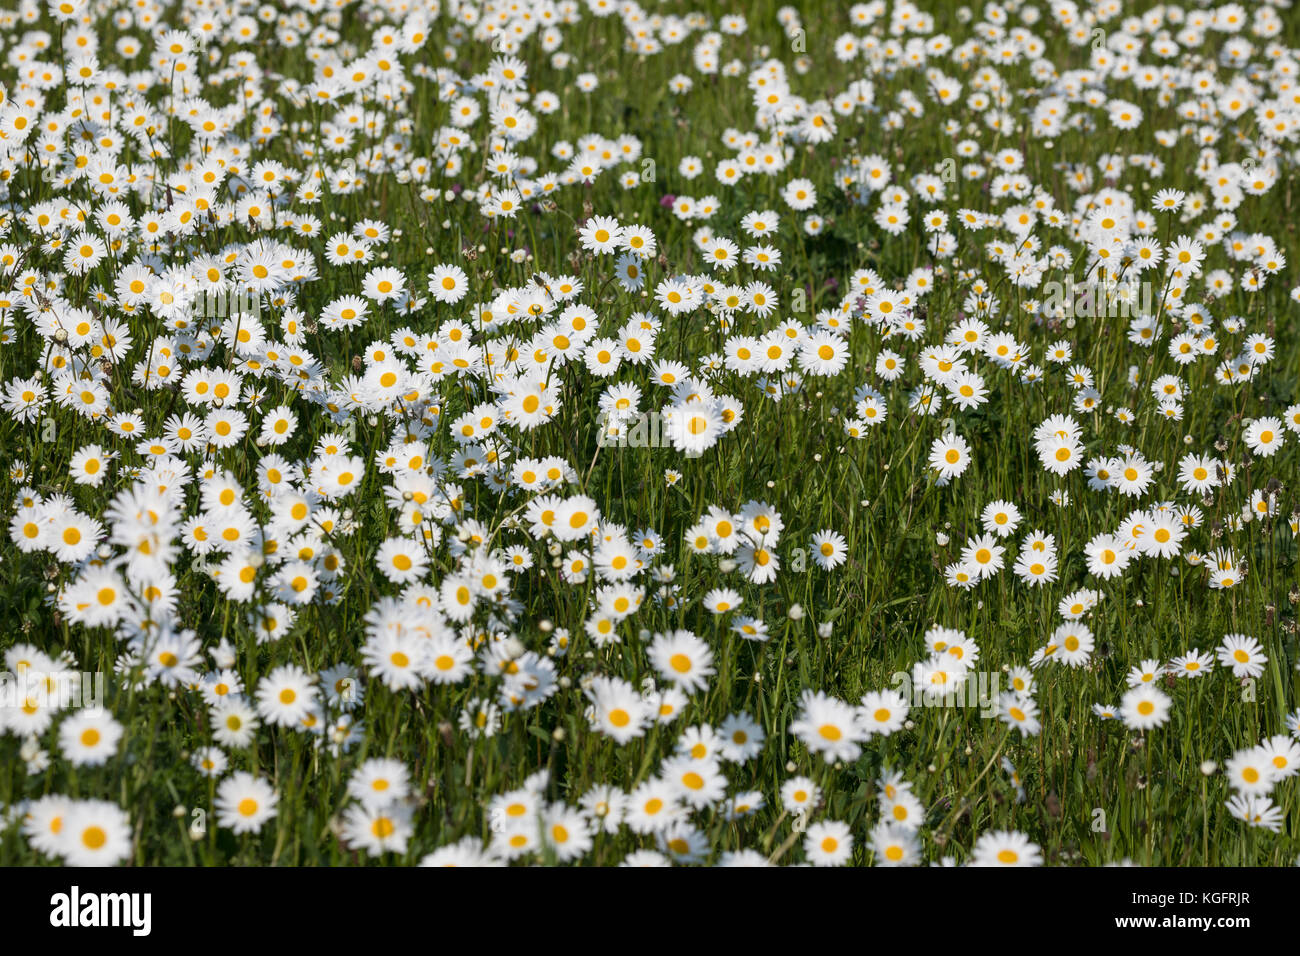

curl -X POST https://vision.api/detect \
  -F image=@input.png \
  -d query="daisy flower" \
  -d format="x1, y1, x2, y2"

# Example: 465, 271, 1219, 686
1120, 685, 1172, 731
970, 829, 1042, 867
648, 629, 715, 693
215, 772, 279, 834
59, 800, 133, 867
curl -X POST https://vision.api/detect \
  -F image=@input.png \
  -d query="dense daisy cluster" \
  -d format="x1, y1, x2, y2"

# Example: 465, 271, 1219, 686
0, 0, 1297, 866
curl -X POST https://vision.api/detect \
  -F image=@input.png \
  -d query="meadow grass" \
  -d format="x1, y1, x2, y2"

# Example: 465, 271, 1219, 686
0, 0, 1297, 866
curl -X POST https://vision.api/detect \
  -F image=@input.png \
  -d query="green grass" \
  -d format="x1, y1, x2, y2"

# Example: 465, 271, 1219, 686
0, 0, 1297, 866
